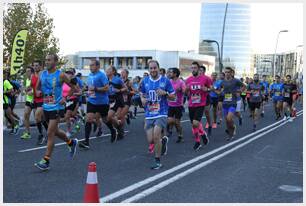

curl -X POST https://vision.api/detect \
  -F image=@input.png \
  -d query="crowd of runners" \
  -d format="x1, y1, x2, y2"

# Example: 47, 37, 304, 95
3, 54, 303, 170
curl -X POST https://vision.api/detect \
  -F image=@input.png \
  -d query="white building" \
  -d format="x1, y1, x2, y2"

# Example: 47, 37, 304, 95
72, 50, 215, 78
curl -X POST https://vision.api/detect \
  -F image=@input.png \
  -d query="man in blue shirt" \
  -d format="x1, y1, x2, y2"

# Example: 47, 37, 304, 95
140, 60, 175, 170
34, 54, 78, 171
270, 75, 284, 120
79, 60, 116, 149
260, 75, 270, 117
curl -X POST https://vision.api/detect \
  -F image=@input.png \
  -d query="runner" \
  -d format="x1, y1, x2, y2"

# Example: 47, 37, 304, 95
166, 67, 186, 143
3, 70, 19, 134
32, 60, 49, 145
282, 74, 297, 122
260, 75, 270, 117
247, 74, 265, 131
220, 67, 243, 140
21, 66, 35, 139
240, 78, 247, 112
79, 60, 115, 149
209, 72, 222, 128
106, 66, 126, 141
62, 68, 81, 137
231, 69, 243, 126
185, 61, 210, 151
34, 54, 78, 170
217, 72, 225, 124
140, 60, 175, 169
120, 68, 134, 138
131, 76, 142, 117
270, 75, 284, 120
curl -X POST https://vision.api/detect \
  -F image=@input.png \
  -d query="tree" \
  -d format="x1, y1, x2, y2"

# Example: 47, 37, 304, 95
3, 3, 61, 77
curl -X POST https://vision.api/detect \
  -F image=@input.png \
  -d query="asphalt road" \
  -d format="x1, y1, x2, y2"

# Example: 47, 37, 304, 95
3, 102, 303, 203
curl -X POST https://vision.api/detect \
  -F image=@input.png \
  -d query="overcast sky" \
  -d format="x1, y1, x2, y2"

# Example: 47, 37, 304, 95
43, 2, 303, 56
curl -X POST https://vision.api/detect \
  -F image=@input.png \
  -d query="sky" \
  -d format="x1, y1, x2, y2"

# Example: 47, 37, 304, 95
43, 2, 303, 56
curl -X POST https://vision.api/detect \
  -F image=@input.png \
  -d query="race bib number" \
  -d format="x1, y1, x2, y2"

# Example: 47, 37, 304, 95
284, 92, 290, 98
275, 92, 280, 97
43, 95, 55, 105
224, 93, 233, 102
148, 102, 160, 115
191, 94, 201, 103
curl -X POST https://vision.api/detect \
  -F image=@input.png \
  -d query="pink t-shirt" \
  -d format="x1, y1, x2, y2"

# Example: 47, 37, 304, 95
186, 75, 212, 107
62, 83, 76, 100
168, 79, 186, 107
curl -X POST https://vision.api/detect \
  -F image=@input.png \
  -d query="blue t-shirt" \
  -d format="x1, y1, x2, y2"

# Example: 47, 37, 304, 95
210, 79, 222, 98
141, 76, 175, 119
108, 75, 124, 96
87, 70, 109, 105
132, 82, 140, 98
270, 83, 284, 100
261, 81, 269, 94
40, 70, 65, 111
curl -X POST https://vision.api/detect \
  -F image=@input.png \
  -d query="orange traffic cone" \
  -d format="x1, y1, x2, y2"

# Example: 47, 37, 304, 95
84, 162, 100, 203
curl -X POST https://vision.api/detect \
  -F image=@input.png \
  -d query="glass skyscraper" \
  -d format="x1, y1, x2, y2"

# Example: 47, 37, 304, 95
199, 3, 252, 76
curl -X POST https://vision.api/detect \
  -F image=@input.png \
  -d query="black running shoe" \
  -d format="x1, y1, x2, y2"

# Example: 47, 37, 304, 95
79, 141, 90, 149
110, 129, 118, 143
176, 135, 184, 143
37, 134, 45, 145
260, 112, 264, 117
193, 142, 202, 151
201, 133, 209, 146
161, 136, 169, 156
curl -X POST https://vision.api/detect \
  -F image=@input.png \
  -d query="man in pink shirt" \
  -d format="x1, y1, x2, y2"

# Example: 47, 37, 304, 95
185, 61, 211, 151
199, 65, 213, 136
167, 67, 186, 143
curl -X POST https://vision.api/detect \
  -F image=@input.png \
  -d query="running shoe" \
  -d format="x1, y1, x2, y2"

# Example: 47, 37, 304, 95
217, 118, 222, 125
9, 129, 14, 135
193, 142, 202, 151
74, 123, 81, 133
151, 160, 162, 170
21, 132, 31, 139
201, 133, 209, 146
261, 111, 264, 117
288, 117, 293, 122
68, 138, 78, 159
13, 125, 19, 135
148, 143, 154, 153
176, 135, 184, 143
283, 116, 287, 121
34, 159, 50, 171
205, 122, 209, 129
161, 136, 169, 156
37, 134, 45, 145
79, 140, 90, 149
212, 123, 217, 129
233, 125, 237, 136
66, 131, 72, 139
110, 128, 118, 143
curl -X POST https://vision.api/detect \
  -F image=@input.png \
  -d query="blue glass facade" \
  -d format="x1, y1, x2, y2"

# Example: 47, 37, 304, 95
199, 3, 252, 76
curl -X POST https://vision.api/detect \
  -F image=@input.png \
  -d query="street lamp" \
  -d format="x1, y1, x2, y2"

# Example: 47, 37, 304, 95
273, 30, 288, 79
202, 39, 223, 73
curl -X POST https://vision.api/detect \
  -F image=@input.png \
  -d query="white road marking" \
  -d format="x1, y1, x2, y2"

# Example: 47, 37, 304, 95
18, 131, 129, 153
100, 110, 302, 203
121, 112, 303, 203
